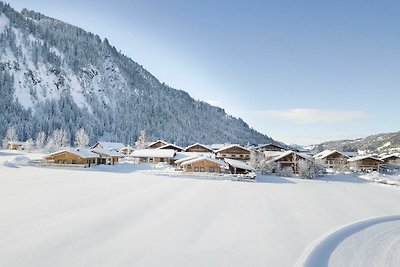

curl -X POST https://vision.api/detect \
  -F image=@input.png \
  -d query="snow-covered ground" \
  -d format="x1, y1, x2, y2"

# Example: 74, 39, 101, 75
1, 150, 400, 267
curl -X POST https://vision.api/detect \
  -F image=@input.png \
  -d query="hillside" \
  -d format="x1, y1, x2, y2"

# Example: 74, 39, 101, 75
314, 131, 400, 153
0, 2, 273, 146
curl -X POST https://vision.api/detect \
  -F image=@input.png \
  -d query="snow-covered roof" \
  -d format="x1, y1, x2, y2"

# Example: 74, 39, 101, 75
215, 144, 250, 153
157, 143, 184, 151
173, 152, 212, 161
267, 150, 312, 163
256, 143, 285, 150
48, 148, 100, 159
95, 142, 125, 150
264, 151, 286, 159
8, 141, 25, 145
184, 143, 212, 151
174, 155, 202, 164
147, 140, 168, 148
380, 154, 400, 160
314, 150, 349, 160
180, 156, 226, 167
209, 143, 230, 150
224, 158, 254, 171
130, 149, 176, 158
348, 155, 383, 162
92, 147, 125, 157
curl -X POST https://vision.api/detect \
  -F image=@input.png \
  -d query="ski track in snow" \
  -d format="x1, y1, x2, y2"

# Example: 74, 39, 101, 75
297, 215, 400, 267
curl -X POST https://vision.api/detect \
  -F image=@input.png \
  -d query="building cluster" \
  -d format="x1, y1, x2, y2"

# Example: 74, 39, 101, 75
6, 140, 400, 176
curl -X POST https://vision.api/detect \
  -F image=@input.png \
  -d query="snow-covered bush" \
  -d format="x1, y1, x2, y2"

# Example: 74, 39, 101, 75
298, 160, 324, 179
277, 167, 293, 177
35, 132, 46, 151
259, 160, 279, 175
23, 139, 35, 152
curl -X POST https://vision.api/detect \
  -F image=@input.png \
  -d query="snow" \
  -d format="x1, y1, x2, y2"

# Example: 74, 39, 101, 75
215, 144, 250, 153
130, 149, 176, 158
348, 155, 383, 162
48, 148, 100, 159
224, 158, 254, 171
92, 147, 124, 157
0, 13, 9, 33
1, 150, 400, 266
314, 149, 348, 160
95, 142, 125, 151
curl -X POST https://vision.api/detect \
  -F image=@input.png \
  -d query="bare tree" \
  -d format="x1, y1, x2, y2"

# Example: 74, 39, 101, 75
74, 128, 90, 148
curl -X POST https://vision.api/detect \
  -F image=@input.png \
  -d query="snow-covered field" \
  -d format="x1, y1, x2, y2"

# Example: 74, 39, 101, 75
1, 150, 400, 267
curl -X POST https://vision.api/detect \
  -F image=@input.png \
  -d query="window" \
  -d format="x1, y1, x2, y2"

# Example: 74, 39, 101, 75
149, 158, 153, 162
194, 167, 199, 172
160, 158, 165, 162
200, 167, 205, 172
62, 159, 67, 164
209, 167, 215, 172
240, 155, 243, 158
72, 160, 77, 164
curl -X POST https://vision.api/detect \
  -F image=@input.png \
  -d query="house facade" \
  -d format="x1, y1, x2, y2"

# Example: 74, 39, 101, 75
185, 143, 213, 153
255, 143, 286, 152
147, 140, 168, 149
130, 149, 176, 164
180, 157, 226, 173
7, 141, 25, 150
44, 149, 99, 167
215, 145, 251, 161
314, 150, 349, 169
348, 156, 383, 172
92, 147, 125, 165
267, 151, 313, 174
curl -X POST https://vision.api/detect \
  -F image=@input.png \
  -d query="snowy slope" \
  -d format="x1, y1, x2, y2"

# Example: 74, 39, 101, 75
0, 2, 274, 146
1, 150, 400, 267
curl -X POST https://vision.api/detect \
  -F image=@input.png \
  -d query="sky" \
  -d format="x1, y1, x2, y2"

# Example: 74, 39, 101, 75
7, 0, 400, 145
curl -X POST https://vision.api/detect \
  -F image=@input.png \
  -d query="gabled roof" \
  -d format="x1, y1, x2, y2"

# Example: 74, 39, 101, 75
130, 149, 176, 158
94, 142, 125, 150
216, 144, 250, 153
348, 155, 383, 163
180, 156, 227, 167
256, 143, 286, 150
8, 141, 25, 145
224, 158, 254, 171
47, 148, 100, 159
184, 143, 213, 152
92, 147, 125, 157
380, 154, 400, 160
174, 155, 202, 164
147, 140, 168, 148
157, 143, 184, 151
267, 150, 312, 163
314, 149, 349, 160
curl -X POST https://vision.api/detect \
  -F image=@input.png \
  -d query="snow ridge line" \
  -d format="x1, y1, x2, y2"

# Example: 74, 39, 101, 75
295, 215, 400, 267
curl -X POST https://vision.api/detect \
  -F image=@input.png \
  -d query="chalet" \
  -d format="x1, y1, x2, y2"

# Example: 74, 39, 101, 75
215, 145, 251, 161
120, 146, 134, 155
7, 141, 25, 150
92, 142, 125, 152
266, 150, 314, 174
314, 150, 349, 169
92, 147, 125, 165
347, 155, 383, 172
255, 143, 286, 152
147, 140, 168, 149
130, 149, 176, 164
184, 143, 213, 153
157, 143, 184, 152
171, 152, 213, 166
44, 149, 99, 167
224, 158, 255, 175
380, 154, 400, 165
180, 157, 227, 173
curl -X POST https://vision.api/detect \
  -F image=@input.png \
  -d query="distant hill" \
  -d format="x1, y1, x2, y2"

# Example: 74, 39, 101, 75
312, 131, 400, 154
0, 2, 274, 146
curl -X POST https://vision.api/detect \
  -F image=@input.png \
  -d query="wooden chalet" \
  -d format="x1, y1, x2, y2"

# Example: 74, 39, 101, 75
147, 140, 168, 149
184, 143, 213, 153
7, 141, 25, 150
347, 155, 383, 172
267, 150, 314, 174
120, 146, 134, 155
224, 158, 255, 174
314, 150, 349, 169
92, 142, 125, 152
180, 157, 227, 173
44, 149, 99, 167
255, 143, 286, 152
130, 149, 176, 164
157, 143, 184, 152
380, 154, 400, 165
92, 147, 125, 165
215, 145, 251, 161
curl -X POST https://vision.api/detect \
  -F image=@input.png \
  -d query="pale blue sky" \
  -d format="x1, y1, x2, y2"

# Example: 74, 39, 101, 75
8, 0, 400, 145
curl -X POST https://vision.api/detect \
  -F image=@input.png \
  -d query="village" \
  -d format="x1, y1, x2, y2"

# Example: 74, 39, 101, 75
4, 131, 400, 180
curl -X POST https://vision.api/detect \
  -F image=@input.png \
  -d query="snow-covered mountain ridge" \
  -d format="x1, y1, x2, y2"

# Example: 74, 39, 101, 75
0, 2, 274, 146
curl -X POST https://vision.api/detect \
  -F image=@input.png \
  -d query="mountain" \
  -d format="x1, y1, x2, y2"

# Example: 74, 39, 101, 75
313, 131, 400, 154
0, 2, 274, 146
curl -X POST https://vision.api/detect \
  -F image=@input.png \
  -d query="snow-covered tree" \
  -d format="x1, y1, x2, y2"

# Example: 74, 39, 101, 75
259, 160, 279, 175
23, 139, 35, 152
35, 132, 46, 151
277, 167, 293, 177
135, 130, 147, 149
250, 150, 264, 169
74, 128, 89, 148
50, 129, 69, 149
2, 126, 18, 148
298, 160, 324, 179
